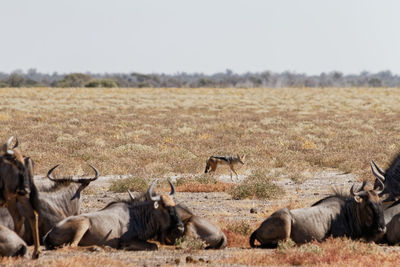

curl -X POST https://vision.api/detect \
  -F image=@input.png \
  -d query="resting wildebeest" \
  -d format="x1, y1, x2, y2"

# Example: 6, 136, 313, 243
249, 180, 386, 248
371, 153, 400, 202
44, 180, 184, 250
126, 184, 227, 249
0, 164, 99, 245
0, 224, 27, 257
0, 137, 40, 258
160, 203, 227, 249
370, 158, 400, 244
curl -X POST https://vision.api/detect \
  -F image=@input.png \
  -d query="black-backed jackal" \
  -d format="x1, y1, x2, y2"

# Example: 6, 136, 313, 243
204, 155, 245, 181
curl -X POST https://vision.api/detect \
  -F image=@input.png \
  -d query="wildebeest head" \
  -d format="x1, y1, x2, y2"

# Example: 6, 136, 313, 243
128, 179, 184, 238
0, 137, 33, 205
350, 177, 386, 239
371, 156, 400, 202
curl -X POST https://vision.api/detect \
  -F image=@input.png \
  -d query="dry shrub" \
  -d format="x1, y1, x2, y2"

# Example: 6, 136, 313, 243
222, 229, 249, 248
109, 176, 148, 193
175, 235, 207, 250
230, 170, 284, 200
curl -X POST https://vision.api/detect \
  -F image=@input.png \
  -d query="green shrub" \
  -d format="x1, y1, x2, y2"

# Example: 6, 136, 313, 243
109, 177, 148, 193
175, 236, 207, 250
85, 79, 118, 88
229, 171, 284, 200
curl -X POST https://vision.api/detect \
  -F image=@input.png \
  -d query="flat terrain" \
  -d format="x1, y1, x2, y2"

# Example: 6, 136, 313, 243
1, 87, 400, 266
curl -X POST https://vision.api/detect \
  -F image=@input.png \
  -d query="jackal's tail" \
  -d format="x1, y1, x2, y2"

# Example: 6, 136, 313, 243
204, 158, 211, 173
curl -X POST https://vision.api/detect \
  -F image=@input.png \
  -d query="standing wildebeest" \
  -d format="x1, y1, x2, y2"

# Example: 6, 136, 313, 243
160, 203, 227, 249
0, 164, 99, 244
249, 180, 386, 248
44, 180, 184, 250
0, 224, 27, 257
0, 137, 40, 258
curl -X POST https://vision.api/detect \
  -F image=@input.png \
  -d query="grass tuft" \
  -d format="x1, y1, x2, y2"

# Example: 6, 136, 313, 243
229, 170, 284, 200
109, 177, 148, 193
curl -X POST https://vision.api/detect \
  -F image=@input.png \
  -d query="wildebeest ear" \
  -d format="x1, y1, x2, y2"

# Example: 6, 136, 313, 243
154, 201, 159, 209
354, 196, 363, 203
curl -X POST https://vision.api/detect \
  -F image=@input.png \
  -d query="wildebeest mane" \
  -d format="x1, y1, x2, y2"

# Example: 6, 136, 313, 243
385, 153, 400, 182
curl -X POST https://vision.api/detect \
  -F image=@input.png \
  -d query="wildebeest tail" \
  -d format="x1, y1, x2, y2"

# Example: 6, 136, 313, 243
204, 158, 211, 173
13, 244, 27, 257
249, 231, 259, 248
214, 233, 228, 249
43, 233, 55, 250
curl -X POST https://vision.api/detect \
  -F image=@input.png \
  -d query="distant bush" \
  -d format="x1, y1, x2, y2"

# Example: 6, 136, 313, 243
85, 79, 118, 88
109, 177, 148, 193
230, 171, 284, 200
56, 73, 92, 87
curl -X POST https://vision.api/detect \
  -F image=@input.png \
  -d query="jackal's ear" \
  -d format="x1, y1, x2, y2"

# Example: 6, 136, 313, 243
242, 155, 246, 161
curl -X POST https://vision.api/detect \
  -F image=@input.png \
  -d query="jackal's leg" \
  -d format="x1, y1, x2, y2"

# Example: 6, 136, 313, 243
229, 164, 238, 181
70, 218, 90, 247
17, 196, 40, 259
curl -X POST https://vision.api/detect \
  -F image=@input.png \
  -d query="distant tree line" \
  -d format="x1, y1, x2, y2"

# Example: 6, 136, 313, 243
0, 68, 399, 88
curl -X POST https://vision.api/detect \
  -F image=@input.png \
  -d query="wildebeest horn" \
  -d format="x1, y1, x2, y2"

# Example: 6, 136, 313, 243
12, 137, 19, 149
127, 190, 135, 201
168, 179, 175, 196
350, 182, 368, 197
73, 164, 99, 183
147, 180, 161, 201
3, 136, 14, 154
46, 164, 61, 182
371, 160, 386, 178
370, 161, 385, 183
47, 164, 99, 183
373, 170, 385, 195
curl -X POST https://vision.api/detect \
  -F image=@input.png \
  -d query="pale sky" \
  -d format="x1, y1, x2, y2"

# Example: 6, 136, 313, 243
1, 0, 399, 75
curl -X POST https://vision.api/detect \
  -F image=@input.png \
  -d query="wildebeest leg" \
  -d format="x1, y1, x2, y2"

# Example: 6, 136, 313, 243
121, 240, 158, 251
7, 198, 24, 236
250, 209, 292, 248
70, 218, 90, 247
17, 196, 40, 259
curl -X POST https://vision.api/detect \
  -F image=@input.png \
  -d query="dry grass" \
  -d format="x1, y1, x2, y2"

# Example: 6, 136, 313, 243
220, 237, 400, 266
1, 87, 399, 183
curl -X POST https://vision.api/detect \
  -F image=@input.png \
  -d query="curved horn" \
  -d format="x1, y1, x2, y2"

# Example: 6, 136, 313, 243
46, 164, 62, 182
168, 179, 175, 196
350, 183, 366, 197
370, 161, 385, 183
374, 172, 385, 195
371, 160, 385, 177
12, 137, 18, 149
3, 136, 13, 154
73, 164, 99, 183
128, 190, 135, 201
147, 180, 161, 201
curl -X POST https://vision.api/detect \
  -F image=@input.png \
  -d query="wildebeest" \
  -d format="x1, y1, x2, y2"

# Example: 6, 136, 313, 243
44, 180, 184, 250
126, 184, 227, 249
0, 137, 40, 258
0, 224, 27, 257
249, 180, 386, 248
0, 164, 99, 244
160, 203, 227, 249
371, 153, 400, 202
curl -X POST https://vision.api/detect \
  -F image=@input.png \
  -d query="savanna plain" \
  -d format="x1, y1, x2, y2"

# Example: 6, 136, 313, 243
1, 87, 400, 266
